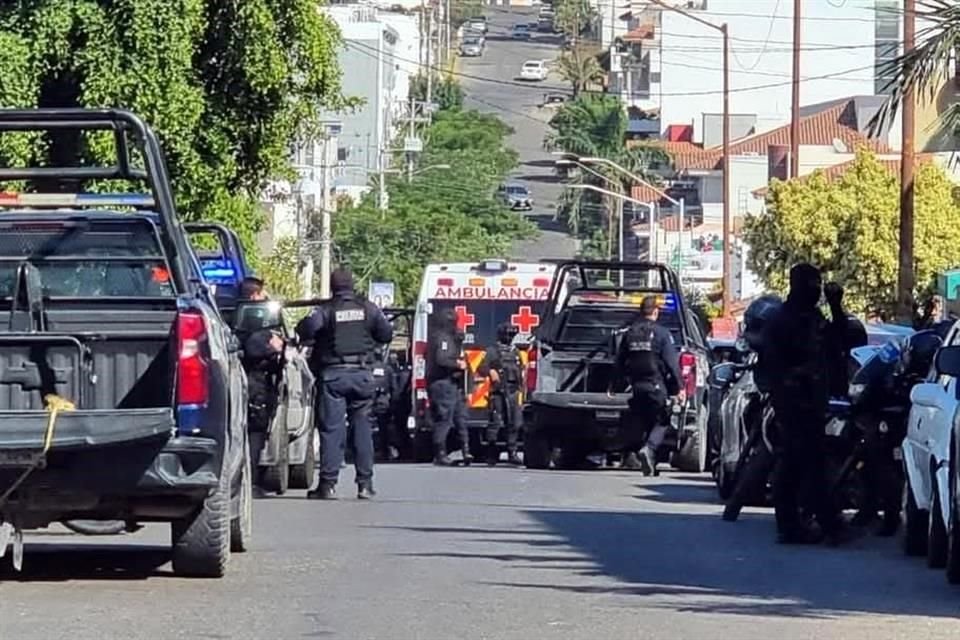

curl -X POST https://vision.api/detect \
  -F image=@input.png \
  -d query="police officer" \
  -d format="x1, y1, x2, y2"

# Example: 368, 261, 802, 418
762, 263, 851, 544
478, 322, 524, 466
237, 277, 285, 494
426, 308, 472, 466
613, 296, 682, 476
371, 346, 399, 461
296, 270, 393, 500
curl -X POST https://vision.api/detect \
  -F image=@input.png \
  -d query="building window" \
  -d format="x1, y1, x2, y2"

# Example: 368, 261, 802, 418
875, 0, 900, 95
304, 142, 316, 167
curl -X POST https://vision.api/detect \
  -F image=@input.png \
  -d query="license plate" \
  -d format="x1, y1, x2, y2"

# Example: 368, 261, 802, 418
893, 447, 903, 461
824, 418, 845, 437
0, 450, 39, 468
596, 410, 620, 421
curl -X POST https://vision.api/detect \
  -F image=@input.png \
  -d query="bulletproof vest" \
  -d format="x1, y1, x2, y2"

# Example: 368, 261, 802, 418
624, 321, 660, 382
496, 343, 522, 388
320, 296, 375, 366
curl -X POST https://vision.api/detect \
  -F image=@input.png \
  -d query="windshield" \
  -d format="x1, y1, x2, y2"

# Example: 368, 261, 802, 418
523, 62, 539, 68
0, 221, 174, 298
506, 185, 528, 194
553, 306, 682, 350
464, 38, 479, 45
429, 299, 545, 348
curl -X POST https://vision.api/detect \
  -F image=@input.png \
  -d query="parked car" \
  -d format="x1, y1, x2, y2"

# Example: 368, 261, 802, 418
497, 183, 534, 211
524, 261, 712, 472
537, 17, 554, 32
467, 16, 487, 34
520, 60, 548, 81
512, 23, 532, 39
0, 108, 251, 577
902, 320, 960, 580
459, 36, 484, 57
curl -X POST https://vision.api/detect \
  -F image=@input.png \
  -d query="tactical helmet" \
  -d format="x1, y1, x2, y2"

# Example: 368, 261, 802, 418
902, 329, 942, 377
742, 294, 783, 351
497, 321, 519, 343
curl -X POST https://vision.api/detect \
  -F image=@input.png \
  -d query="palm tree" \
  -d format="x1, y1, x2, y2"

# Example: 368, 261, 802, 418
556, 47, 605, 96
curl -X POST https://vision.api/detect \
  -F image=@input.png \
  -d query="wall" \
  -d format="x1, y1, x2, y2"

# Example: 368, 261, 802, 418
378, 11, 421, 119
658, 0, 878, 143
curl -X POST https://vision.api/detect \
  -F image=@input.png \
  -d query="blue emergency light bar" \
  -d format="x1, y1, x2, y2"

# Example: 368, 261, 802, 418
200, 258, 239, 284
0, 192, 156, 208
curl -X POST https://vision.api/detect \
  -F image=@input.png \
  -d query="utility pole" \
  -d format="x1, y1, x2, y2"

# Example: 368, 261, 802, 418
790, 0, 800, 178
426, 2, 433, 105
318, 134, 332, 299
377, 147, 387, 212
720, 23, 732, 317
898, 0, 916, 321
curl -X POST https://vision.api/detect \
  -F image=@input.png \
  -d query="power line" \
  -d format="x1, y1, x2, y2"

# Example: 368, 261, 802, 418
730, 0, 783, 72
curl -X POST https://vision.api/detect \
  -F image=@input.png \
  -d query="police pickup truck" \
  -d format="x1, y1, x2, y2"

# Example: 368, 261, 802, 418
188, 223, 317, 495
0, 109, 250, 577
524, 260, 711, 471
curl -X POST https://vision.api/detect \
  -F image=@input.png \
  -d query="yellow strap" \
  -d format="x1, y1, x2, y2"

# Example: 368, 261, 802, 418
0, 394, 75, 508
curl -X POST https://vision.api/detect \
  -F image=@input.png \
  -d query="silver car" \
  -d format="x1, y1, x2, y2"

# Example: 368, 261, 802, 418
460, 37, 483, 57
498, 183, 533, 211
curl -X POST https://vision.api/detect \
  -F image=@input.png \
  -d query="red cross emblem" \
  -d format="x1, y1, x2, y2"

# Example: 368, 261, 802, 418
454, 305, 475, 331
511, 305, 540, 333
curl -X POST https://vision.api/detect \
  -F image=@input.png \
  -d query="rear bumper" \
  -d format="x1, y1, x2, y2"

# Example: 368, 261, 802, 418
0, 409, 221, 521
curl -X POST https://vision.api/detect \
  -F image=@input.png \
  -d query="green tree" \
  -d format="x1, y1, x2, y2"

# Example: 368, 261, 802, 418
744, 148, 960, 315
553, 0, 597, 39
333, 105, 534, 304
255, 236, 304, 301
410, 73, 464, 112
0, 0, 347, 252
555, 46, 605, 96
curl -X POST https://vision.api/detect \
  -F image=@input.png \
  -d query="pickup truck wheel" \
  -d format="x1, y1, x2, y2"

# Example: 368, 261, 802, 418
230, 441, 253, 553
414, 431, 434, 463
289, 427, 317, 490
523, 427, 551, 470
929, 468, 948, 569
171, 458, 231, 578
903, 470, 929, 557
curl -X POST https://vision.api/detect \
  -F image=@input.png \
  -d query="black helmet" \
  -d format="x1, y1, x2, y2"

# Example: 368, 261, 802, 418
902, 329, 942, 376
844, 315, 868, 350
742, 294, 783, 350
497, 321, 518, 343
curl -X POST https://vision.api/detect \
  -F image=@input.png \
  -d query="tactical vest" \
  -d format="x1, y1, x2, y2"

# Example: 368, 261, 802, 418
320, 297, 375, 366
624, 321, 660, 382
496, 343, 522, 388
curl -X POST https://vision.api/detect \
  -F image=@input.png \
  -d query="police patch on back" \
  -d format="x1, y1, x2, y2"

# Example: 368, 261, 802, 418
335, 308, 366, 322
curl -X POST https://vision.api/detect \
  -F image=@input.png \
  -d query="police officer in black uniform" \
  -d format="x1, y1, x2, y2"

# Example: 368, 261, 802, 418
762, 263, 851, 544
237, 277, 285, 495
478, 322, 524, 466
427, 308, 472, 466
371, 346, 399, 461
296, 270, 393, 500
613, 296, 682, 476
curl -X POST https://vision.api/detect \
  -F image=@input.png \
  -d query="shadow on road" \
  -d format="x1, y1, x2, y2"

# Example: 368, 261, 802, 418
524, 213, 568, 234
514, 173, 560, 184
0, 544, 172, 581
522, 159, 558, 169
636, 481, 722, 505
372, 508, 960, 620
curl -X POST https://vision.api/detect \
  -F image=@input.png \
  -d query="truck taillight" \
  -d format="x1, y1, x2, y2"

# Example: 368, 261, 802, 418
525, 347, 538, 393
177, 311, 209, 406
679, 351, 696, 399
413, 340, 428, 415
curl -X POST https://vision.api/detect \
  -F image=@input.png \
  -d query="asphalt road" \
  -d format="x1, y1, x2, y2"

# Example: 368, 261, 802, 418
4, 465, 960, 639
459, 6, 579, 262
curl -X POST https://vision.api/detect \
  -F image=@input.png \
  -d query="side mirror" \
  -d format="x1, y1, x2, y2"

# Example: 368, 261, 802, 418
708, 363, 737, 387
911, 382, 946, 408
935, 345, 960, 377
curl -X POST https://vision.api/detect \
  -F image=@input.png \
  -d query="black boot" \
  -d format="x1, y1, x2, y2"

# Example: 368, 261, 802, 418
307, 481, 337, 500
506, 450, 522, 466
357, 481, 377, 500
434, 445, 453, 466
461, 448, 474, 467
486, 442, 499, 466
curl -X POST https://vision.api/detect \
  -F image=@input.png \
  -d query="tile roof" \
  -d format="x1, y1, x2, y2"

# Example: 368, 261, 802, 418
623, 24, 655, 42
639, 98, 894, 172
630, 183, 666, 202
751, 154, 935, 198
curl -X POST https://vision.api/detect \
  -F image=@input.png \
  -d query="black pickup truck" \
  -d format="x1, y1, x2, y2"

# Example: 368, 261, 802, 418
524, 260, 712, 471
0, 109, 250, 577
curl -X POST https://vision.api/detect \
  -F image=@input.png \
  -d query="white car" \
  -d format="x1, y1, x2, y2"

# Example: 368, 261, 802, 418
520, 60, 548, 81
902, 321, 960, 579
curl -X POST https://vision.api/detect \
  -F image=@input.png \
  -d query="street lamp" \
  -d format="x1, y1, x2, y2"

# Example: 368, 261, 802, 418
646, 0, 731, 317
574, 155, 687, 282
565, 183, 658, 273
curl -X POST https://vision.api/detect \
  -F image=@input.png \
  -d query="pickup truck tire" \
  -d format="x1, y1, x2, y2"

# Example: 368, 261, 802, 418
171, 456, 232, 578
523, 422, 551, 470
948, 455, 960, 584
231, 442, 253, 553
414, 431, 434, 463
289, 427, 317, 490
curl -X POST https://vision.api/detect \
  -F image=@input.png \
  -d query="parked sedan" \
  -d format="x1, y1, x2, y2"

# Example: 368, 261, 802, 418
459, 37, 484, 57
467, 16, 487, 34
497, 183, 533, 211
520, 60, 548, 81
512, 23, 532, 39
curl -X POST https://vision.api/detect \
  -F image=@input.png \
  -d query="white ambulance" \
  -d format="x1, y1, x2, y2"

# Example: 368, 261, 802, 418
409, 259, 556, 460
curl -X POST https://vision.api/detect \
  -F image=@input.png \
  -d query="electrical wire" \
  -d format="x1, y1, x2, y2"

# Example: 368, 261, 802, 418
730, 0, 783, 73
